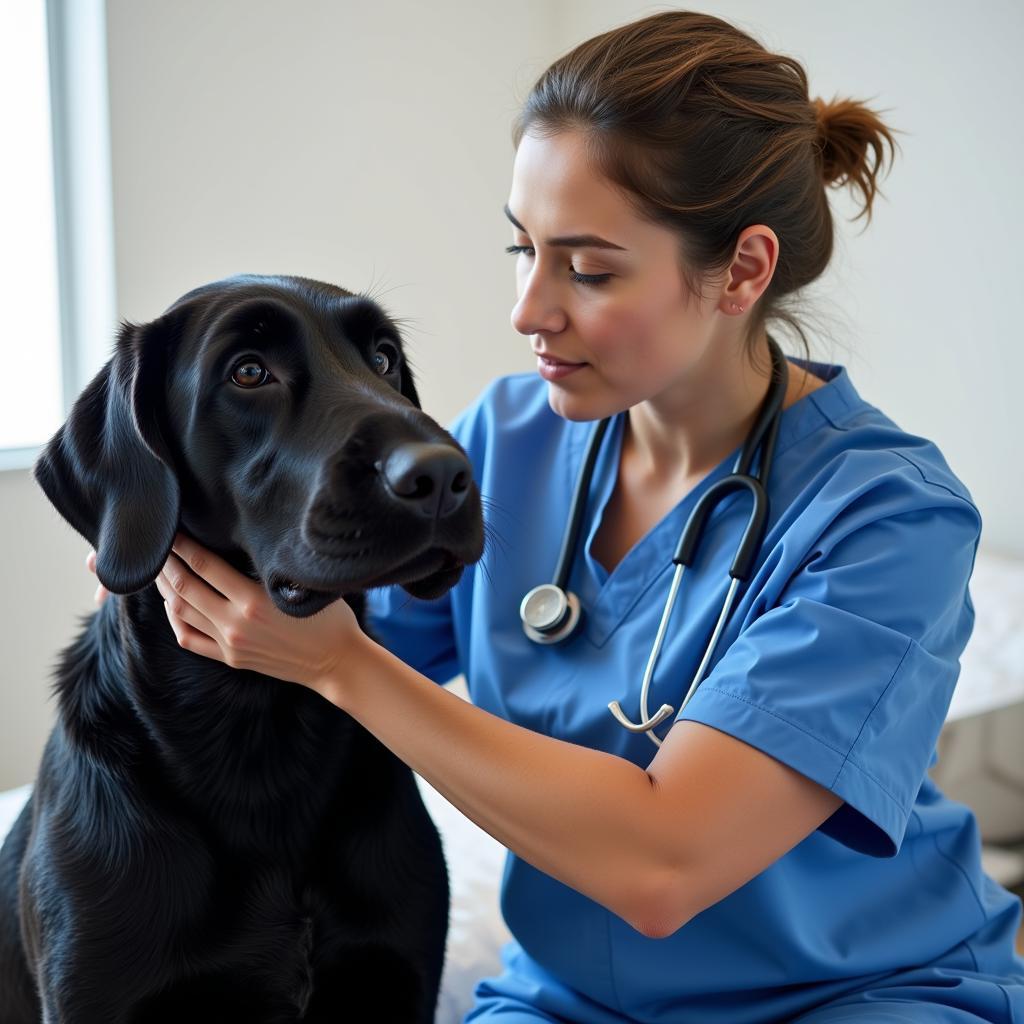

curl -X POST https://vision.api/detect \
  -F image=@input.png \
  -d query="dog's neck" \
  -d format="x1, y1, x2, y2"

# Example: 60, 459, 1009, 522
68, 582, 356, 835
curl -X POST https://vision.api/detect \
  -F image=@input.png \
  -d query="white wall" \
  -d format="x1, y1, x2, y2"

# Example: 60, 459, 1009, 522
549, 0, 1023, 554
1, 0, 1020, 789
1, 0, 554, 788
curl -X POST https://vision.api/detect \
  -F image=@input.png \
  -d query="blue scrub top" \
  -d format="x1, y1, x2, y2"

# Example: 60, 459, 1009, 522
364, 356, 1024, 1023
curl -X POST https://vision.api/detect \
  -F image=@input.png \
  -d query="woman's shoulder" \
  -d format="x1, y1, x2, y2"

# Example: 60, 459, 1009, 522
822, 415, 976, 518
784, 359, 979, 517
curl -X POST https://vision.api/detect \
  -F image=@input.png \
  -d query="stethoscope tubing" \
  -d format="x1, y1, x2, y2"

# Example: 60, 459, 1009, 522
521, 338, 789, 747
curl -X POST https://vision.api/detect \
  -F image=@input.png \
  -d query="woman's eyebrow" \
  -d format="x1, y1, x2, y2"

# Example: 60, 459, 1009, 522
503, 204, 627, 251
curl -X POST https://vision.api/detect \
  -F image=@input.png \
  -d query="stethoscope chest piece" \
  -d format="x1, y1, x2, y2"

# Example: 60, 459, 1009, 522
520, 584, 582, 644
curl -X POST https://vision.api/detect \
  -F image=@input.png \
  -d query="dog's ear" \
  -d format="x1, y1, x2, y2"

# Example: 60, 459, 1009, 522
34, 315, 182, 595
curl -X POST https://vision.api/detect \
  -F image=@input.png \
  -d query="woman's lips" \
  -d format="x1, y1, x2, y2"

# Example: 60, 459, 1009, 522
536, 354, 587, 381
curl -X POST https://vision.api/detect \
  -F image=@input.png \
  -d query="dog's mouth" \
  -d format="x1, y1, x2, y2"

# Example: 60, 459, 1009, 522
397, 548, 465, 600
269, 577, 335, 613
266, 547, 465, 615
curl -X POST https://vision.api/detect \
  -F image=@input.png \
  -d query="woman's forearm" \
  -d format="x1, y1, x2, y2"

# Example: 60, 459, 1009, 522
327, 636, 676, 937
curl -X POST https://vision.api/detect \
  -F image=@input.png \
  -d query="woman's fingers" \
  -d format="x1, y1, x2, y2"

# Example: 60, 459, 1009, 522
169, 533, 259, 608
157, 552, 232, 622
158, 583, 226, 662
85, 548, 109, 606
155, 571, 222, 648
86, 533, 261, 619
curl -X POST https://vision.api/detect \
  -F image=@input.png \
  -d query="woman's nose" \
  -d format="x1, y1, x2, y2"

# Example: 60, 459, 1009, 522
510, 266, 567, 337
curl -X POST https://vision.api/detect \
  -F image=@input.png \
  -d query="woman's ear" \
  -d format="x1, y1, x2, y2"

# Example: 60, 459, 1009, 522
34, 315, 183, 595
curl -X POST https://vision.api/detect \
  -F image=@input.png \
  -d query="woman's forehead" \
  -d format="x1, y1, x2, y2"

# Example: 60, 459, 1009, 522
508, 132, 639, 238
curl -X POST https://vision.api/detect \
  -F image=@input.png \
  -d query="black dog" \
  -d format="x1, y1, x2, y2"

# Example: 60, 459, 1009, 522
0, 274, 484, 1022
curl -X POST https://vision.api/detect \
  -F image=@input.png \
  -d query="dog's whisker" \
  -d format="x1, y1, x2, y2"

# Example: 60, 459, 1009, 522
476, 552, 496, 591
356, 264, 407, 307
388, 317, 435, 339
479, 495, 522, 533
478, 505, 516, 562
480, 521, 511, 564
387, 314, 423, 328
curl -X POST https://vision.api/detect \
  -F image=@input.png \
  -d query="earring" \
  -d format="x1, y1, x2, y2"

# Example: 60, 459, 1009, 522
730, 302, 745, 313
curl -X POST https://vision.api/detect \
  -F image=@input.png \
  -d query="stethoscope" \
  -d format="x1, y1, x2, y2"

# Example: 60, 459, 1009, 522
519, 336, 789, 747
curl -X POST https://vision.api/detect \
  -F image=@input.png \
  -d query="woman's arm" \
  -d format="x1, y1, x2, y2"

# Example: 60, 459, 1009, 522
136, 534, 668, 936
332, 638, 842, 940
140, 533, 841, 941
333, 633, 670, 938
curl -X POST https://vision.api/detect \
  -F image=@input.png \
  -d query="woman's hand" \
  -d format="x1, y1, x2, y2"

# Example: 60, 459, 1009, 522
85, 549, 109, 606
86, 534, 368, 701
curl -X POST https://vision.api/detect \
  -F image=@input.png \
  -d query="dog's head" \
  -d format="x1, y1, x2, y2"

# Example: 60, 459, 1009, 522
35, 273, 485, 615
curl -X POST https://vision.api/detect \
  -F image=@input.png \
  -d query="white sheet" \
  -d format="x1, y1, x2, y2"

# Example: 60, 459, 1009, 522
948, 545, 1024, 721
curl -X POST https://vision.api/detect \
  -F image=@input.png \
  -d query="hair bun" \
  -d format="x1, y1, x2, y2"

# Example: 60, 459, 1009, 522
809, 94, 900, 194
813, 96, 830, 145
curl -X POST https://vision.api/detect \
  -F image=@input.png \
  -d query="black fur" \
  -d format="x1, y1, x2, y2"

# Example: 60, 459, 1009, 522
0, 274, 484, 1022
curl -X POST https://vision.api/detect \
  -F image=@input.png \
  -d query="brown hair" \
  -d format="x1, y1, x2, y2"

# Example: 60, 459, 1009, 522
511, 10, 903, 373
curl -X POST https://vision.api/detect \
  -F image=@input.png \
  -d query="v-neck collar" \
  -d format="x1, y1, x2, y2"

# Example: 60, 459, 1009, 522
564, 355, 864, 647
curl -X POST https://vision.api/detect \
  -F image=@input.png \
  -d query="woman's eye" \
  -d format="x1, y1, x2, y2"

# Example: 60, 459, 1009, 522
374, 342, 400, 376
503, 244, 612, 287
230, 358, 272, 388
505, 243, 536, 258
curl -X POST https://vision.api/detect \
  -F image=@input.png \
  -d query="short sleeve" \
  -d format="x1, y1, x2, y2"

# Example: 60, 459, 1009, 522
362, 582, 460, 684
677, 466, 983, 858
361, 383, 492, 685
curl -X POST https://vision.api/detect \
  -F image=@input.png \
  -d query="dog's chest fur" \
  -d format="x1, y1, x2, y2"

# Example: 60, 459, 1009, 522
30, 589, 424, 1014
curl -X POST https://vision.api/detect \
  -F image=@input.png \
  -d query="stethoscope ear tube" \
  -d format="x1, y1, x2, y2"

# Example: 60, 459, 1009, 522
671, 339, 787, 581
674, 475, 768, 581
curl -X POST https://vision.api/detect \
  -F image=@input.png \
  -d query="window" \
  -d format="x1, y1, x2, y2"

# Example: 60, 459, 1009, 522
0, 0, 116, 471
0, 0, 62, 455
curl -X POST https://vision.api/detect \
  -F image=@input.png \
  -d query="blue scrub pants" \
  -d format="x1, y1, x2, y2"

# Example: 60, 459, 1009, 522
466, 977, 1019, 1022
464, 945, 1023, 1023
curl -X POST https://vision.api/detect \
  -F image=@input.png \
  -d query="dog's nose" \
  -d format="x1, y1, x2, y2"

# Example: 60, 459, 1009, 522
376, 442, 471, 520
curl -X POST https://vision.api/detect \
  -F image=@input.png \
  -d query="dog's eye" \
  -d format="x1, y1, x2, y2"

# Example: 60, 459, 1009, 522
230, 359, 272, 388
373, 342, 399, 376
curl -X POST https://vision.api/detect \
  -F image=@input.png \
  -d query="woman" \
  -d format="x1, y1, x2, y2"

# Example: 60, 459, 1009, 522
90, 10, 1024, 1022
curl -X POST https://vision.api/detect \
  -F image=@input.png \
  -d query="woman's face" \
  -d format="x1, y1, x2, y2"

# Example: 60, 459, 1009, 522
507, 129, 733, 422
